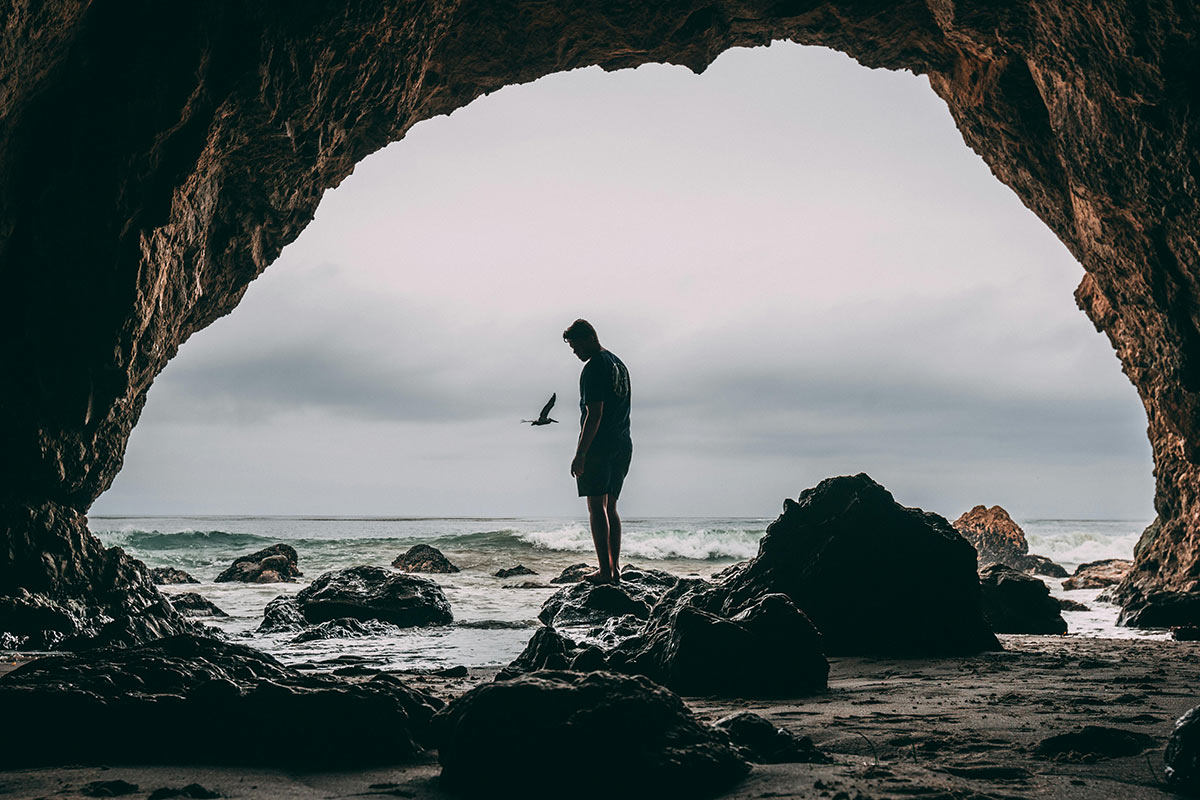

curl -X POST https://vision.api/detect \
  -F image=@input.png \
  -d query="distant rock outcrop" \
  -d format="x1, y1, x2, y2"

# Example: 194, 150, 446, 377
392, 544, 459, 574
1063, 559, 1133, 590
952, 505, 1066, 577
979, 565, 1068, 635
295, 566, 452, 627
214, 544, 301, 584
494, 564, 536, 578
149, 567, 199, 585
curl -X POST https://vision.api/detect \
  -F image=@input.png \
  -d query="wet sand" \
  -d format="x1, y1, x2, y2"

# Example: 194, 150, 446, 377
2, 635, 1196, 799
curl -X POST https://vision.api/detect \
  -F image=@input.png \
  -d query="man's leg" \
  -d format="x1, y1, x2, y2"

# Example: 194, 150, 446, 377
606, 496, 622, 581
586, 494, 612, 581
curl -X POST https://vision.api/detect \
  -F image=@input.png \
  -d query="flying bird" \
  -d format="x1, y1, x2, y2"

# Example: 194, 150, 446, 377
522, 393, 559, 426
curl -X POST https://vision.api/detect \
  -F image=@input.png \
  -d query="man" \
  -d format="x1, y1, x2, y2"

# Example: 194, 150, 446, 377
564, 319, 632, 584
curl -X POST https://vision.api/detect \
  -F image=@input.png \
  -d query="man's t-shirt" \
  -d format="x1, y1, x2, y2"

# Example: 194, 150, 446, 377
579, 349, 632, 455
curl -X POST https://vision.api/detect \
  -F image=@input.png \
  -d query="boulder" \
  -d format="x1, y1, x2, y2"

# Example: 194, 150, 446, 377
494, 565, 536, 578
433, 670, 748, 798
1063, 559, 1133, 590
951, 506, 1066, 577
979, 565, 1067, 635
290, 617, 400, 643
496, 626, 581, 680
165, 592, 228, 618
392, 544, 459, 574
1167, 706, 1200, 792
296, 566, 452, 627
149, 567, 199, 585
257, 595, 305, 633
550, 563, 593, 584
713, 711, 831, 764
720, 474, 1000, 656
214, 544, 301, 583
0, 633, 442, 767
1013, 553, 1069, 578
538, 570, 677, 627
1118, 589, 1200, 628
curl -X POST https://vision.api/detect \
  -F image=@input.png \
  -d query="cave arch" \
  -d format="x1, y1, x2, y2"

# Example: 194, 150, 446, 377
2, 1, 1198, 643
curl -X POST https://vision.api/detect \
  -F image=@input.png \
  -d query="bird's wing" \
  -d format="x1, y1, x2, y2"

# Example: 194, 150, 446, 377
539, 393, 556, 419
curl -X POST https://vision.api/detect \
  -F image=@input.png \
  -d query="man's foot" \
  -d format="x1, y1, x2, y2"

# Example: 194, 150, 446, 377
583, 569, 614, 584
611, 567, 622, 583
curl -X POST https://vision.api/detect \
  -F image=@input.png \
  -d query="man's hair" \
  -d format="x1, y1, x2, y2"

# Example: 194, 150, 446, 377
562, 319, 598, 342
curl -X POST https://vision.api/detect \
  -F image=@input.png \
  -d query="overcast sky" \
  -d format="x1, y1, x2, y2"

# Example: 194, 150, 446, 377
92, 43, 1155, 520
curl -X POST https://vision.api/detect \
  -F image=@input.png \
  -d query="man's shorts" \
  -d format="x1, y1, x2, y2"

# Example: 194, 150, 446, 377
576, 443, 633, 499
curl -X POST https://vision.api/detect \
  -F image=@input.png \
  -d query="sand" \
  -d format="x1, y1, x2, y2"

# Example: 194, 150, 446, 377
2, 634, 1196, 799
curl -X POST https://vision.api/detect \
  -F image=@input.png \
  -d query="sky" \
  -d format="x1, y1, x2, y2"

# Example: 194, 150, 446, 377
92, 43, 1156, 521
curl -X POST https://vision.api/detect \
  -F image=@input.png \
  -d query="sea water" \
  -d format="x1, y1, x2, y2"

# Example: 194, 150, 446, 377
89, 516, 1163, 671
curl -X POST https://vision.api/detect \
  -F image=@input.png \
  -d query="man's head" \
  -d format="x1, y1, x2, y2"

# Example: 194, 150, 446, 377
563, 318, 601, 361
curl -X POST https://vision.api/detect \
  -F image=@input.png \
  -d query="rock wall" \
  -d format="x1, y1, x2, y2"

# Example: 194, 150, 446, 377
2, 0, 1198, 634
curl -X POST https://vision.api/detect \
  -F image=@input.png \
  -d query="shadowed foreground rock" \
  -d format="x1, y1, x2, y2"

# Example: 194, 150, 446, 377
0, 633, 442, 767
1167, 706, 1200, 793
296, 565, 452, 626
1119, 590, 1200, 628
214, 543, 301, 583
433, 670, 748, 798
721, 474, 1000, 656
392, 544, 459, 574
953, 505, 1066, 577
979, 565, 1067, 635
713, 711, 831, 764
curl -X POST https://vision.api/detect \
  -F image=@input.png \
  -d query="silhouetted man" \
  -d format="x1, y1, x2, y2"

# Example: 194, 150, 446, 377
564, 319, 632, 584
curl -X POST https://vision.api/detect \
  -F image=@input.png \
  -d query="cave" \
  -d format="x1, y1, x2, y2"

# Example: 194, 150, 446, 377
2, 1, 1200, 646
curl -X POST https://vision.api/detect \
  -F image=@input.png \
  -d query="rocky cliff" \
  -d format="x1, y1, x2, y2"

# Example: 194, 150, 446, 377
2, 0, 1199, 641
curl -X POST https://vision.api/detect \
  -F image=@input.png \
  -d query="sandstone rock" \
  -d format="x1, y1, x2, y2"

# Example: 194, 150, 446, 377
149, 567, 199, 585
550, 563, 593, 584
1063, 559, 1133, 590
1166, 706, 1200, 793
494, 564, 536, 578
296, 565, 452, 627
165, 592, 228, 618
290, 617, 400, 643
720, 475, 1000, 656
979, 565, 1068, 635
953, 505, 1029, 564
392, 544, 459, 574
433, 670, 748, 797
214, 544, 301, 584
1118, 590, 1200, 628
0, 633, 442, 767
713, 711, 830, 764
257, 595, 305, 633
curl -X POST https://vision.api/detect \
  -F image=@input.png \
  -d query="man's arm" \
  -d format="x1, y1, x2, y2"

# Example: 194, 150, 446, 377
571, 400, 604, 477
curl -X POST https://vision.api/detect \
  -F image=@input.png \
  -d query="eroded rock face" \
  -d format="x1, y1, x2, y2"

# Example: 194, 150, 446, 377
952, 505, 1066, 577
3, 2, 1200, 631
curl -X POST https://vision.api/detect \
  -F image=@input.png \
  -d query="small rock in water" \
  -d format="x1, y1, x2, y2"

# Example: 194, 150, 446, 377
149, 567, 199, 585
1057, 598, 1091, 612
713, 712, 831, 764
495, 564, 537, 578
502, 581, 550, 589
296, 565, 453, 627
258, 595, 305, 633
550, 563, 593, 584
82, 780, 139, 797
166, 592, 229, 618
1062, 559, 1133, 590
392, 544, 459, 574
290, 617, 400, 643
436, 665, 469, 678
214, 544, 302, 583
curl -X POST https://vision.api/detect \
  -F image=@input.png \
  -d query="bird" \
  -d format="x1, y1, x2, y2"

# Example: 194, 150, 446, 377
522, 393, 559, 426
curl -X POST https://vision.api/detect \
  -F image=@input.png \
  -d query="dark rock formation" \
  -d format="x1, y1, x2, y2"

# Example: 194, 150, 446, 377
83, 780, 140, 797
1063, 558, 1133, 590
146, 786, 220, 800
149, 567, 199, 585
4, 0, 1200, 633
214, 544, 301, 584
978, 565, 1068, 635
538, 570, 676, 627
550, 563, 594, 584
720, 474, 1000, 656
713, 711, 830, 764
952, 505, 1066, 577
296, 565, 452, 627
165, 591, 228, 618
433, 670, 748, 797
1118, 590, 1200, 628
392, 544, 459, 574
496, 626, 582, 680
1057, 598, 1090, 612
494, 564, 536, 578
0, 633, 442, 767
1167, 706, 1200, 792
290, 617, 400, 643
257, 594, 305, 633
1173, 625, 1200, 641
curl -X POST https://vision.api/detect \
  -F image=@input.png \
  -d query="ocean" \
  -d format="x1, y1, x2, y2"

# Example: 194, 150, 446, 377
90, 516, 1163, 671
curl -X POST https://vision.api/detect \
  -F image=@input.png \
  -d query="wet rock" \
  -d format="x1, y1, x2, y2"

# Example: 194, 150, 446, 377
713, 712, 831, 764
214, 544, 301, 584
496, 627, 581, 680
569, 645, 609, 672
290, 617, 400, 643
1063, 559, 1133, 590
1013, 553, 1069, 578
433, 670, 748, 797
585, 613, 645, 648
149, 567, 199, 585
82, 780, 139, 797
538, 576, 667, 627
951, 506, 1065, 577
501, 581, 550, 589
436, 665, 469, 678
550, 563, 593, 584
257, 595, 305, 633
1033, 725, 1156, 761
1166, 705, 1200, 792
296, 566, 452, 627
1118, 589, 1200, 628
494, 564, 536, 578
0, 633, 442, 767
166, 592, 228, 618
1058, 598, 1090, 612
1172, 625, 1200, 641
979, 565, 1068, 635
720, 474, 1000, 656
392, 544, 459, 574
146, 785, 221, 800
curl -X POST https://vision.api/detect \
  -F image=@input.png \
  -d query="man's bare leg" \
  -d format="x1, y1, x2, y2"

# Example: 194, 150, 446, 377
607, 496, 622, 581
585, 494, 613, 582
